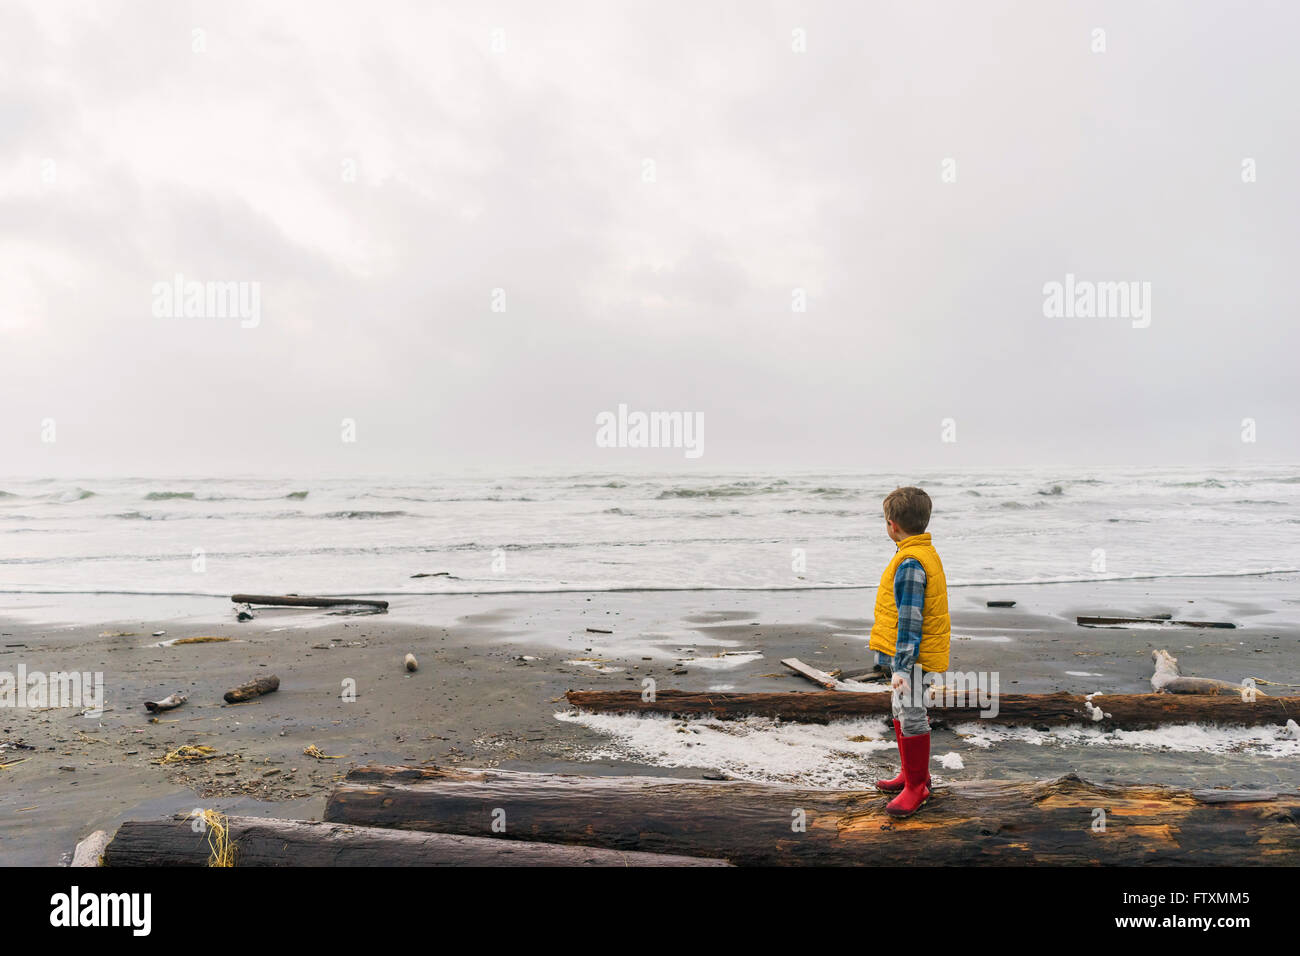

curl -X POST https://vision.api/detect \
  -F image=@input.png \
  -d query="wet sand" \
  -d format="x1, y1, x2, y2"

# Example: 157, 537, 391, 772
2, 573, 1298, 865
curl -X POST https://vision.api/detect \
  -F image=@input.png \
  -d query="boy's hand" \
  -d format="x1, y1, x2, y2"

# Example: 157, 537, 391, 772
891, 672, 909, 693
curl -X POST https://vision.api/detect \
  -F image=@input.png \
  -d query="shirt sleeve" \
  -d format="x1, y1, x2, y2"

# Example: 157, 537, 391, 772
891, 558, 927, 676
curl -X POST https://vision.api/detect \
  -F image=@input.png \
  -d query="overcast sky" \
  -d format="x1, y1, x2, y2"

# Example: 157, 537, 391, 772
2, 0, 1296, 476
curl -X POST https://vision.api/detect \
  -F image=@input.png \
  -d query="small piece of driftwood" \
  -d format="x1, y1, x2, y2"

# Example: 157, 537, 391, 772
144, 693, 187, 713
230, 594, 389, 610
986, 600, 1016, 608
71, 830, 110, 867
223, 675, 280, 703
829, 667, 880, 681
780, 658, 885, 693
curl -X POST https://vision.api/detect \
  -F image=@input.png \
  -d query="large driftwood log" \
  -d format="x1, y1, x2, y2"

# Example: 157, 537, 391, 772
564, 689, 1299, 728
325, 766, 1300, 866
102, 815, 729, 867
231, 594, 389, 610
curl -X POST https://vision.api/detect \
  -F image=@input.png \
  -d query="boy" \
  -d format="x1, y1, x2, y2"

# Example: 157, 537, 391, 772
868, 486, 950, 818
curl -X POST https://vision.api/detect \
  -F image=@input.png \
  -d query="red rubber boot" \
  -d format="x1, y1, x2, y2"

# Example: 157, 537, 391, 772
885, 730, 932, 817
875, 720, 932, 793
874, 720, 905, 792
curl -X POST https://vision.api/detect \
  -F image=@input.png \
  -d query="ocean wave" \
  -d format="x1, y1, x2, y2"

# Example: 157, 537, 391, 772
656, 480, 791, 499
2, 567, 1296, 599
111, 510, 307, 521
56, 489, 96, 502
144, 491, 196, 500
361, 494, 534, 503
321, 509, 410, 519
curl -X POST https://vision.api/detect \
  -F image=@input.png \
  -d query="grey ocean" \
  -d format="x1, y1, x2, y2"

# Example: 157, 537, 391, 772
1, 467, 1298, 599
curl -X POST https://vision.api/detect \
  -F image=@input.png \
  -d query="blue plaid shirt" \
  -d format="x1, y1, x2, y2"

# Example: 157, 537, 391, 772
887, 557, 926, 674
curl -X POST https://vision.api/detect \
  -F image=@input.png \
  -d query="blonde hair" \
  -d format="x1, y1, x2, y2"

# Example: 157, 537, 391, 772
883, 486, 932, 535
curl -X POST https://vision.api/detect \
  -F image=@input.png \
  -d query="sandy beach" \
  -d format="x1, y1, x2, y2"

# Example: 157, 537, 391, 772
3, 573, 1297, 866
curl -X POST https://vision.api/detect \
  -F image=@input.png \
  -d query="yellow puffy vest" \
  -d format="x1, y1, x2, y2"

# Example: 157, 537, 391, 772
868, 533, 951, 672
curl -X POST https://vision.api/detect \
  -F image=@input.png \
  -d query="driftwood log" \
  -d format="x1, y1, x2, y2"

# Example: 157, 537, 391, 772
782, 658, 884, 691
325, 766, 1300, 866
231, 594, 389, 610
101, 816, 728, 867
223, 675, 280, 704
564, 689, 1300, 728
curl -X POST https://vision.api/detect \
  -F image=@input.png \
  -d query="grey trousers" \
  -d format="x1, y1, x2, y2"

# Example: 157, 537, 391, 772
890, 667, 931, 737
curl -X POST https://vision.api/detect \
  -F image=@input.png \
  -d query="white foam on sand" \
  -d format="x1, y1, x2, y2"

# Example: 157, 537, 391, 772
673, 651, 764, 669
555, 711, 901, 789
557, 711, 1300, 786
953, 721, 1300, 757
565, 660, 625, 673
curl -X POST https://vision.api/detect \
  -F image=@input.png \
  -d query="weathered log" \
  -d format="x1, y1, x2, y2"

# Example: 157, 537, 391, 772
325, 767, 1300, 866
231, 594, 389, 610
101, 816, 729, 867
1078, 615, 1234, 629
564, 689, 1300, 728
223, 675, 280, 704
